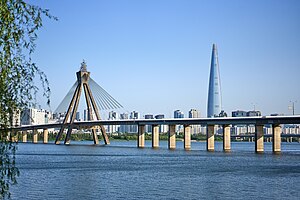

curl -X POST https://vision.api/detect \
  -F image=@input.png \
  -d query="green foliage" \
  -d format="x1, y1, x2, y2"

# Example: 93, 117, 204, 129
0, 141, 19, 199
0, 0, 56, 198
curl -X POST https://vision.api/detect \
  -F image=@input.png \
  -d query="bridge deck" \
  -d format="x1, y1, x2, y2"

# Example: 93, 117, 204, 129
8, 115, 300, 131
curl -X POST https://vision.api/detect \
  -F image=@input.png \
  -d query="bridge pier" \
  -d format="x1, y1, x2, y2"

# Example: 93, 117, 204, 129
223, 125, 231, 152
273, 124, 281, 153
137, 125, 145, 148
92, 128, 99, 145
184, 125, 191, 150
6, 131, 11, 141
22, 131, 27, 143
255, 125, 264, 153
11, 130, 17, 142
207, 125, 215, 151
32, 130, 38, 144
152, 125, 159, 148
168, 125, 176, 149
43, 129, 48, 144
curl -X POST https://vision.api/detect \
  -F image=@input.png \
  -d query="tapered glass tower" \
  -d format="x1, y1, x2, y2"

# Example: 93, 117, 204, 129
207, 44, 222, 117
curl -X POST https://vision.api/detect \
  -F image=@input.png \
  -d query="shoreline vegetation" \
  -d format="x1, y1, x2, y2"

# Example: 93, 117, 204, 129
12, 132, 221, 142
11, 131, 268, 142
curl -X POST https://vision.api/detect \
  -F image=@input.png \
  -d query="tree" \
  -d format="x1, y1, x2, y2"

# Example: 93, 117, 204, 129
0, 0, 57, 198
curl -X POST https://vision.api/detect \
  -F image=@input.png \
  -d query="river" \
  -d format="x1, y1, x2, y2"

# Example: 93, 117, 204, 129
10, 141, 300, 199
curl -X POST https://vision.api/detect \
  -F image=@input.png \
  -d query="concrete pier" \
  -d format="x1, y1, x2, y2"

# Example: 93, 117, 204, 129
22, 131, 27, 143
43, 129, 48, 144
92, 129, 99, 145
255, 125, 264, 153
138, 125, 145, 148
207, 125, 215, 151
184, 125, 191, 150
6, 131, 11, 141
152, 125, 159, 148
32, 130, 38, 143
11, 131, 17, 142
168, 125, 176, 149
273, 124, 281, 153
223, 125, 231, 152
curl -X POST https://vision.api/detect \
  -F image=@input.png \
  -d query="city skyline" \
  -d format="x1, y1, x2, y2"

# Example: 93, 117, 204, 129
29, 0, 300, 116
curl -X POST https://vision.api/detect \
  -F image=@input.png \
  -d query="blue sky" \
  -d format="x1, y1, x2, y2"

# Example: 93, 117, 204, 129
30, 0, 300, 117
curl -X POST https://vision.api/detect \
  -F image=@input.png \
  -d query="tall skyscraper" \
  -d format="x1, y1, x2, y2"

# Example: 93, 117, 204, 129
207, 44, 222, 117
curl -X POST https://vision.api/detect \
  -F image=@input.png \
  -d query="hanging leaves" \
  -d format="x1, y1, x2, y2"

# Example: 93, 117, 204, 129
0, 0, 57, 198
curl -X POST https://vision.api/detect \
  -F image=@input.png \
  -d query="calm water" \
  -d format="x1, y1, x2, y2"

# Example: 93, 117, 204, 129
10, 141, 300, 200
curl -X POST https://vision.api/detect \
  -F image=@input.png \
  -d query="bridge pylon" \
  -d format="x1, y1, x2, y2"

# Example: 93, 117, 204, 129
55, 61, 110, 145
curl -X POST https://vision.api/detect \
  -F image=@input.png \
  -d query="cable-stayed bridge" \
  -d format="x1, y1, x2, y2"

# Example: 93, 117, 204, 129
2, 61, 300, 153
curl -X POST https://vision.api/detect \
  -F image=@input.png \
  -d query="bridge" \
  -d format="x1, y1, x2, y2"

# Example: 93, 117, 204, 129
3, 61, 300, 153
8, 115, 300, 153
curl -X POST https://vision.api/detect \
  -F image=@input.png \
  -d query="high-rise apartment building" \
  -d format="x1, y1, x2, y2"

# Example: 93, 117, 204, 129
145, 114, 154, 133
129, 111, 139, 133
119, 113, 129, 133
83, 109, 88, 121
107, 111, 119, 134
188, 109, 201, 134
21, 108, 47, 125
189, 109, 200, 118
174, 110, 184, 118
174, 110, 184, 133
75, 111, 80, 121
155, 114, 168, 133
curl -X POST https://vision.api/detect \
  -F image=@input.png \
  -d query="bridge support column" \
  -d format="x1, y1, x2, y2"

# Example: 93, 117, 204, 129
273, 124, 281, 153
6, 131, 11, 141
137, 125, 145, 148
168, 125, 176, 149
43, 129, 48, 144
255, 125, 264, 153
92, 128, 99, 145
184, 125, 191, 150
32, 130, 38, 144
223, 125, 231, 152
152, 125, 159, 148
15, 131, 20, 142
207, 125, 215, 151
11, 131, 17, 142
22, 131, 27, 143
